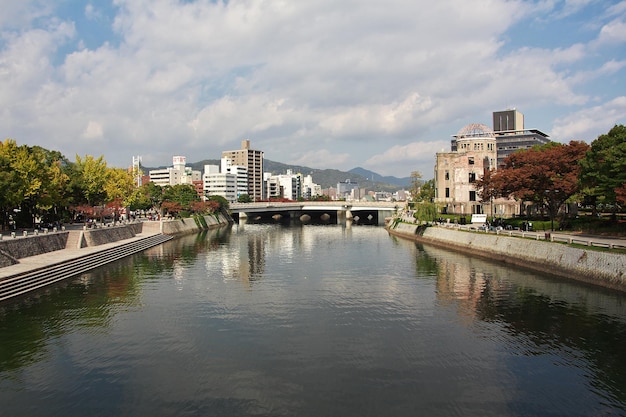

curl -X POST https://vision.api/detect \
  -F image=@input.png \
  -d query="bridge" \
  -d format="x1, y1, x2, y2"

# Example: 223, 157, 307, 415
229, 201, 401, 225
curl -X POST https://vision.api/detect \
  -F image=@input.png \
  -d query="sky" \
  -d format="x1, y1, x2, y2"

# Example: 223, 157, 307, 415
1, 0, 625, 179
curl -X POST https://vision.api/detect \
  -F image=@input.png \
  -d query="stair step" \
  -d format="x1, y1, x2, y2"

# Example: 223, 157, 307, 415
0, 234, 173, 302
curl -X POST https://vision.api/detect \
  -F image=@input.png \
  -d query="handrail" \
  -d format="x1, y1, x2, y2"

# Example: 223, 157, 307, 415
397, 219, 626, 251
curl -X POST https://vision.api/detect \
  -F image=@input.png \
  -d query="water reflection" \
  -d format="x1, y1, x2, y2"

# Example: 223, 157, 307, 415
0, 225, 625, 417
0, 226, 231, 375
417, 243, 626, 407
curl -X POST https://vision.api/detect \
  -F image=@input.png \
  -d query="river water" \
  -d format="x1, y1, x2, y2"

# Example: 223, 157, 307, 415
0, 224, 625, 417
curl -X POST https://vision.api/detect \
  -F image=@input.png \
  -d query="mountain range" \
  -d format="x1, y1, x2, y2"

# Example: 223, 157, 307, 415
145, 159, 411, 191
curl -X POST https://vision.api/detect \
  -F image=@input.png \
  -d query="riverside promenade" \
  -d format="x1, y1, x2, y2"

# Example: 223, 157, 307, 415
0, 226, 162, 280
0, 215, 232, 302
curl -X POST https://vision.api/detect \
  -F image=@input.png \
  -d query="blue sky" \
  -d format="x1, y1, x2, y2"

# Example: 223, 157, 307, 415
1, 0, 625, 178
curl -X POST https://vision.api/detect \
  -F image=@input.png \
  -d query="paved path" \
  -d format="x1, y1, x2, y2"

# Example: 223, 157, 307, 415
541, 231, 626, 248
0, 231, 162, 280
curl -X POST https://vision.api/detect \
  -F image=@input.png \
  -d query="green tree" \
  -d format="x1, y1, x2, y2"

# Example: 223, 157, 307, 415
409, 171, 423, 200
579, 124, 626, 217
29, 146, 70, 226
415, 179, 435, 202
206, 195, 229, 212
413, 202, 438, 223
0, 140, 25, 229
163, 184, 199, 210
237, 193, 252, 203
142, 182, 166, 215
70, 155, 108, 206
101, 167, 137, 221
0, 140, 70, 228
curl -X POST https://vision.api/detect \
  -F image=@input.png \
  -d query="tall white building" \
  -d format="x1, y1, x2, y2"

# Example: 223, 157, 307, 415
221, 158, 248, 200
302, 174, 322, 199
264, 169, 301, 200
149, 156, 201, 187
202, 160, 249, 203
203, 165, 238, 203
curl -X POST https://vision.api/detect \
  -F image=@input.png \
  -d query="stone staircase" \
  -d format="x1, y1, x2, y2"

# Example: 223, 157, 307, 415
0, 234, 173, 302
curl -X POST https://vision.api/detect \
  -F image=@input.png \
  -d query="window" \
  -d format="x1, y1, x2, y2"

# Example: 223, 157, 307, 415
445, 188, 450, 198
472, 204, 483, 214
468, 157, 475, 165
469, 172, 476, 183
469, 191, 476, 201
445, 171, 449, 180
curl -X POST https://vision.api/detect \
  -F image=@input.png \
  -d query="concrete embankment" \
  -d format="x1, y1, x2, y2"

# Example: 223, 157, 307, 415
0, 232, 69, 267
0, 213, 233, 301
0, 213, 232, 268
159, 213, 232, 236
386, 222, 626, 292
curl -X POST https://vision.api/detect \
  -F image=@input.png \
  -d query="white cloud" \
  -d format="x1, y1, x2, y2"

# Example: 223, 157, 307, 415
551, 96, 626, 141
82, 121, 103, 139
596, 18, 626, 45
0, 0, 54, 29
0, 0, 624, 177
364, 141, 450, 177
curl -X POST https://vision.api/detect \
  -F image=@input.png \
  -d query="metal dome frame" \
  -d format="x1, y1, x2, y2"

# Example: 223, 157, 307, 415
456, 123, 495, 139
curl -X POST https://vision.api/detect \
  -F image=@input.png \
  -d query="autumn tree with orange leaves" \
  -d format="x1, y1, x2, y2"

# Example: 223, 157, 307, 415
477, 141, 589, 230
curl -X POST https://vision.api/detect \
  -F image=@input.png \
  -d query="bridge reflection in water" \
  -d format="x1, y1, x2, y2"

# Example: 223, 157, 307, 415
229, 201, 399, 226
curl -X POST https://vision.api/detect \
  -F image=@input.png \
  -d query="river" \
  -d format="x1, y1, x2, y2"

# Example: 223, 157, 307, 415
1, 223, 625, 416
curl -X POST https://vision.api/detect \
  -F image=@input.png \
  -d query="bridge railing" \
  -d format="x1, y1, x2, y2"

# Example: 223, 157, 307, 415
230, 201, 401, 211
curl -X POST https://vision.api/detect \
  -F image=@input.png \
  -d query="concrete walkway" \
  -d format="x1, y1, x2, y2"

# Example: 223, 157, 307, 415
547, 231, 626, 248
0, 231, 162, 280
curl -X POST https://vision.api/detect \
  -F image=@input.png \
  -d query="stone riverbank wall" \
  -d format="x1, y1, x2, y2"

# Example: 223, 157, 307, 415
159, 213, 231, 236
0, 213, 232, 268
0, 232, 69, 267
387, 222, 626, 292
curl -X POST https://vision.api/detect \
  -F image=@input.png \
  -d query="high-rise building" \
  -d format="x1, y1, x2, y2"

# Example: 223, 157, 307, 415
492, 109, 550, 166
222, 140, 264, 201
493, 109, 524, 132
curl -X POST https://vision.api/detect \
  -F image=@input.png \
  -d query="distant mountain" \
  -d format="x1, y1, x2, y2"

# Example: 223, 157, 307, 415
348, 167, 411, 188
263, 160, 406, 191
142, 159, 408, 191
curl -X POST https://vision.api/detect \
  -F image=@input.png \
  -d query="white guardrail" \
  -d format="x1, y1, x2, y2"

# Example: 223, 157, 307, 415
434, 222, 626, 250
394, 212, 626, 251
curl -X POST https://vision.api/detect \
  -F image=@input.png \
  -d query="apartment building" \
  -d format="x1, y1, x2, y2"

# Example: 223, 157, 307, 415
203, 165, 238, 203
149, 156, 201, 187
222, 140, 264, 201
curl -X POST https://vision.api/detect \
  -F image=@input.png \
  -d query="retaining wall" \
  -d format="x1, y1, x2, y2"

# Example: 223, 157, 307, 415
387, 223, 626, 292
0, 214, 232, 268
0, 233, 70, 267
79, 222, 143, 247
160, 213, 231, 236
